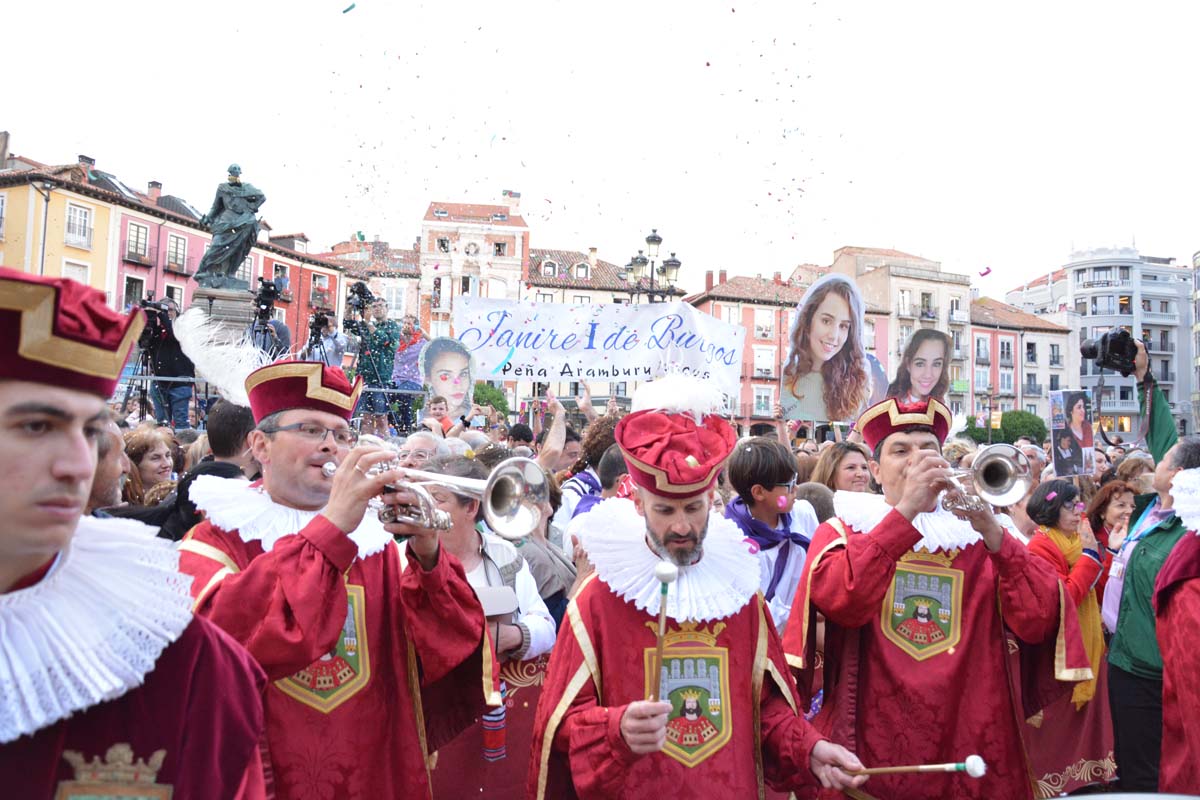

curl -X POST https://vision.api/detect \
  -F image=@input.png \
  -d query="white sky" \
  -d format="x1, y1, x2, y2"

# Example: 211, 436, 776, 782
7, 0, 1200, 298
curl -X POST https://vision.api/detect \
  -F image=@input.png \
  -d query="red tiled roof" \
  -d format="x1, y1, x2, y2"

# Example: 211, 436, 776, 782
835, 246, 932, 261
971, 297, 1069, 332
423, 202, 527, 228
1010, 268, 1067, 292
527, 249, 652, 292
269, 232, 310, 242
688, 275, 888, 314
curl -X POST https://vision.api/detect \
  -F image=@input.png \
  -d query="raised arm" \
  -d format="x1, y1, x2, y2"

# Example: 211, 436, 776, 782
537, 396, 567, 471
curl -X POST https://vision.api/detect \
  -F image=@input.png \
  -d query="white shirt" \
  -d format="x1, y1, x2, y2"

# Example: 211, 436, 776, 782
756, 500, 819, 635
468, 545, 556, 660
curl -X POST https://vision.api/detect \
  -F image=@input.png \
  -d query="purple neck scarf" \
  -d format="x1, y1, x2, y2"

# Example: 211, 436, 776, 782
724, 497, 809, 600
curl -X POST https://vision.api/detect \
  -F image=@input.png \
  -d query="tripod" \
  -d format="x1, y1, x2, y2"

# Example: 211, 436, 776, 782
120, 343, 155, 424
346, 311, 398, 436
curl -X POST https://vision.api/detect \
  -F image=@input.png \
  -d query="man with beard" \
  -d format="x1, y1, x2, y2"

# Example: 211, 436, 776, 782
527, 376, 866, 800
783, 397, 1091, 799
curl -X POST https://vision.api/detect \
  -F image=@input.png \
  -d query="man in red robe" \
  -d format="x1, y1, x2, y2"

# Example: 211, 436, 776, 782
178, 358, 498, 799
0, 267, 266, 799
528, 377, 867, 799
784, 397, 1092, 799
1154, 481, 1200, 794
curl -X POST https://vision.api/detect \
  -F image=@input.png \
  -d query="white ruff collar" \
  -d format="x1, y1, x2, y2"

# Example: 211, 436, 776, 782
190, 475, 392, 560
0, 516, 193, 743
1171, 468, 1200, 536
578, 498, 761, 623
833, 491, 983, 552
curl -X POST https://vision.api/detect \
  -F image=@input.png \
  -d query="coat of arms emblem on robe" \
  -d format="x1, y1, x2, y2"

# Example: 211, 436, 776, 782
56, 744, 172, 799
276, 584, 370, 712
643, 621, 732, 767
881, 559, 963, 660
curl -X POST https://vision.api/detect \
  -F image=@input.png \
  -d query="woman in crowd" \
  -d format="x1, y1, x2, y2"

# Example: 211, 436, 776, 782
781, 274, 873, 424
886, 329, 951, 404
810, 441, 873, 494
1024, 480, 1115, 794
516, 465, 578, 629
1086, 479, 1136, 598
122, 427, 175, 506
794, 452, 818, 484
1115, 453, 1154, 484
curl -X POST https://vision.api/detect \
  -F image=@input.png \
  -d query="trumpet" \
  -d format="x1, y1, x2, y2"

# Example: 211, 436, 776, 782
940, 443, 1031, 513
321, 456, 547, 540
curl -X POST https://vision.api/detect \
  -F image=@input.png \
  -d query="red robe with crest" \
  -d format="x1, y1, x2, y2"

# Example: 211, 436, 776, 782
179, 513, 499, 800
0, 616, 266, 800
783, 509, 1091, 800
528, 573, 826, 800
1154, 529, 1200, 794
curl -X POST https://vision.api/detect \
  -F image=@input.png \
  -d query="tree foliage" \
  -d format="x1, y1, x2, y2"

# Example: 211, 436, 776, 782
471, 382, 509, 416
958, 410, 1046, 446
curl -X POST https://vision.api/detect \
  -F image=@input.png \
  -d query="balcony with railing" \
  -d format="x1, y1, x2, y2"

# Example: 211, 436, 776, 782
918, 306, 938, 322
1023, 383, 1044, 396
996, 384, 1016, 397
65, 224, 94, 249
975, 350, 990, 365
123, 244, 157, 267
751, 367, 776, 380
999, 353, 1014, 367
1096, 397, 1140, 414
1143, 310, 1181, 325
952, 348, 965, 360
949, 378, 969, 394
1024, 351, 1037, 365
753, 325, 775, 340
949, 309, 969, 325
310, 288, 334, 309
896, 304, 918, 318
1049, 354, 1063, 367
1148, 340, 1174, 354
1159, 370, 1177, 383
164, 255, 195, 276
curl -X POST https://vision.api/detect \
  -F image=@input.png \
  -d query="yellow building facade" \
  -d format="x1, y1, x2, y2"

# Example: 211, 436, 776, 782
0, 177, 118, 303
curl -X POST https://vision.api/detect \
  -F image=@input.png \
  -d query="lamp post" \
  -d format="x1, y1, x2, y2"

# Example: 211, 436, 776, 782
32, 180, 53, 276
618, 228, 682, 303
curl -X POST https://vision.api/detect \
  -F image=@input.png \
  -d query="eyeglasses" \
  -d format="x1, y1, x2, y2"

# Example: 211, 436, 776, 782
397, 449, 436, 464
261, 422, 358, 448
774, 476, 798, 492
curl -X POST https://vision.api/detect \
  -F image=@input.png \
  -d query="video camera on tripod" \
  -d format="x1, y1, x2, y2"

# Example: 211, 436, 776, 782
343, 281, 377, 336
253, 277, 281, 321
136, 295, 173, 348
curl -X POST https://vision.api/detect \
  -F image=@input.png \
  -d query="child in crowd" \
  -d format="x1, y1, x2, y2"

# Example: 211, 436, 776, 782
724, 436, 819, 633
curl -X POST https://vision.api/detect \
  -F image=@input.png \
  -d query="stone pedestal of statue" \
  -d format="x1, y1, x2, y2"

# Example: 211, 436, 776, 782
190, 287, 255, 334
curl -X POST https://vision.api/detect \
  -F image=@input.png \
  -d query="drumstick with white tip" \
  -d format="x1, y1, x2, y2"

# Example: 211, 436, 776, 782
647, 561, 679, 703
847, 755, 987, 778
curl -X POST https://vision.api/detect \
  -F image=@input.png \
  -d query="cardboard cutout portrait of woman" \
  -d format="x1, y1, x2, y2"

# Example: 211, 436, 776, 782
781, 274, 882, 424
1049, 390, 1094, 477
418, 337, 476, 423
887, 329, 952, 404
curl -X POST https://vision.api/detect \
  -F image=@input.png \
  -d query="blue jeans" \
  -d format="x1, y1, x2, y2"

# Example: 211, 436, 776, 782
152, 382, 193, 429
394, 379, 422, 431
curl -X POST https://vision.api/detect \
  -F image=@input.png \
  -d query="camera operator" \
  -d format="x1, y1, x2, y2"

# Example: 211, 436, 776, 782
303, 313, 349, 368
353, 297, 400, 437
139, 296, 195, 430
242, 279, 292, 358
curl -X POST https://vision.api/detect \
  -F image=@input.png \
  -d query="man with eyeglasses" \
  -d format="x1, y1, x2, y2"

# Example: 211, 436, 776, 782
398, 431, 445, 469
178, 360, 499, 799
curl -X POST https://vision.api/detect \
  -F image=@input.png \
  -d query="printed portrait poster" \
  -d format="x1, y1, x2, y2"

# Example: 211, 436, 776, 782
418, 336, 476, 425
781, 274, 886, 425
885, 330, 952, 405
1049, 390, 1094, 478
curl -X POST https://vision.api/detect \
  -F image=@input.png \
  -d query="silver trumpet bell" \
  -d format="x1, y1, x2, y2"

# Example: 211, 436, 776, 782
321, 456, 548, 540
940, 443, 1032, 513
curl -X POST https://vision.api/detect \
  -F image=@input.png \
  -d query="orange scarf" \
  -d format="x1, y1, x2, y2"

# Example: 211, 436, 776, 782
1041, 525, 1104, 707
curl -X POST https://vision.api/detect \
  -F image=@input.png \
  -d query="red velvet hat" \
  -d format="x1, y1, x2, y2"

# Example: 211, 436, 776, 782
856, 396, 953, 452
614, 409, 736, 499
0, 266, 144, 397
244, 361, 363, 424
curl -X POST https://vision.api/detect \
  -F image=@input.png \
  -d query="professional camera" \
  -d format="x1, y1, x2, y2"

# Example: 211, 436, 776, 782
136, 297, 171, 348
346, 280, 376, 311
253, 278, 280, 321
309, 313, 328, 344
1080, 328, 1139, 377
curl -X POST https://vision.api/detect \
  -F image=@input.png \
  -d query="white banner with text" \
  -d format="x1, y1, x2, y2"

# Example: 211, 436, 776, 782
452, 297, 746, 396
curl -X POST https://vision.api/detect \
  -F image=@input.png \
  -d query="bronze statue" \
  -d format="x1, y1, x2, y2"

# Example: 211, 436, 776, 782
193, 164, 266, 289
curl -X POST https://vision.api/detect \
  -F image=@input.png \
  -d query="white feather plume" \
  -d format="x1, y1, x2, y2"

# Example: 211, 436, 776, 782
947, 412, 968, 440
631, 373, 727, 423
174, 308, 271, 408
